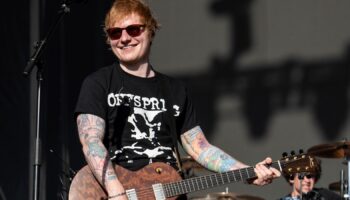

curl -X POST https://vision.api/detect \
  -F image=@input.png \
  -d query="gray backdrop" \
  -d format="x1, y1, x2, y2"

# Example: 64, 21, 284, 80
147, 0, 350, 199
1, 0, 349, 199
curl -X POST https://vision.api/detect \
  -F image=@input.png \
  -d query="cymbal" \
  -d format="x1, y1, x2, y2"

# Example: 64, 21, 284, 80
206, 192, 237, 200
307, 141, 350, 158
329, 181, 341, 191
236, 195, 264, 200
190, 192, 264, 200
190, 192, 237, 200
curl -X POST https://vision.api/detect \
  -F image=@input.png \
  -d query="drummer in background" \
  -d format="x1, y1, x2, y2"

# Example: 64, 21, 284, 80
279, 156, 341, 200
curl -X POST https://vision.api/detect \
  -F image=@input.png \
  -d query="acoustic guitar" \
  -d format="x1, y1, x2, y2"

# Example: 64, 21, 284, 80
69, 153, 318, 200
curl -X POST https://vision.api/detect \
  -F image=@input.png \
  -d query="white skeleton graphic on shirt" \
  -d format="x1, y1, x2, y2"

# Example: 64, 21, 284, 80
108, 92, 181, 163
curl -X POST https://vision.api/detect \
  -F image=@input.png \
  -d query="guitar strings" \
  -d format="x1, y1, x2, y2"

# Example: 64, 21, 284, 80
124, 160, 299, 198
129, 188, 162, 198
131, 167, 258, 197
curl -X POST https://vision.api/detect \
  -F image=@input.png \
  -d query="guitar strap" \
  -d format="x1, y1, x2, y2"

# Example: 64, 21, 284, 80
158, 75, 184, 175
106, 63, 123, 151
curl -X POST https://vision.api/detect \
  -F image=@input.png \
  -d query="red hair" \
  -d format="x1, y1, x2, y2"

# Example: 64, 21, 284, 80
104, 0, 160, 38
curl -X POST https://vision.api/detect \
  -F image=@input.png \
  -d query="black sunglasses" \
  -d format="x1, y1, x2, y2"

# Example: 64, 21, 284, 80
297, 173, 315, 179
106, 24, 145, 40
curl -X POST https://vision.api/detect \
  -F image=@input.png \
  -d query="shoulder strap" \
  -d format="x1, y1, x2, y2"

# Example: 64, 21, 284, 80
158, 75, 183, 173
105, 63, 123, 153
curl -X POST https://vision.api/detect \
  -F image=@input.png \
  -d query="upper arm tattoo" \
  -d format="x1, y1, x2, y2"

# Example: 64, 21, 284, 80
77, 114, 106, 160
77, 114, 105, 141
76, 114, 117, 184
181, 126, 210, 154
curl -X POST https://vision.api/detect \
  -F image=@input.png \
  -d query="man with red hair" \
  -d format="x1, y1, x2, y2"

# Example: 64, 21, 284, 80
75, 0, 280, 199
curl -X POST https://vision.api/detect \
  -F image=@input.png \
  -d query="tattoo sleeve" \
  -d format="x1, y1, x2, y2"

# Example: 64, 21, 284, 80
181, 126, 245, 172
77, 114, 117, 187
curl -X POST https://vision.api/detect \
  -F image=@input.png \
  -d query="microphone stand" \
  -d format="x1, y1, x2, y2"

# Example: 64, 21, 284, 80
23, 2, 72, 200
346, 154, 350, 199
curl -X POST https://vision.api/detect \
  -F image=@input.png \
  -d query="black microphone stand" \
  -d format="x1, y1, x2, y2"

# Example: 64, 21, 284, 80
23, 2, 72, 200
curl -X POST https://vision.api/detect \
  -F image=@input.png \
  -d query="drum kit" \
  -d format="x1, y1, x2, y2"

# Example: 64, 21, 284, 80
190, 192, 263, 200
181, 139, 350, 200
307, 140, 350, 199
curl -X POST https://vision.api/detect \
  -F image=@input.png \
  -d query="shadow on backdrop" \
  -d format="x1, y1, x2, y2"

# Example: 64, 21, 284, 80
183, 0, 350, 141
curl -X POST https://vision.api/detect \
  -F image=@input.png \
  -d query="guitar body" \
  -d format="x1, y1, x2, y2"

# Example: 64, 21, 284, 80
69, 162, 183, 200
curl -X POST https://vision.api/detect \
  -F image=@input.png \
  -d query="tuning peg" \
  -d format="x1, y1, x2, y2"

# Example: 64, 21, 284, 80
282, 152, 288, 157
290, 150, 295, 155
299, 149, 304, 154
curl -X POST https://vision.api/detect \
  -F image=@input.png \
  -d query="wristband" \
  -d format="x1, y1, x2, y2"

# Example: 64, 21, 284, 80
108, 192, 126, 199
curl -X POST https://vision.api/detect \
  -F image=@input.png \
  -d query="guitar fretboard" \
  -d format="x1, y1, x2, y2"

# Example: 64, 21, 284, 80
163, 161, 282, 197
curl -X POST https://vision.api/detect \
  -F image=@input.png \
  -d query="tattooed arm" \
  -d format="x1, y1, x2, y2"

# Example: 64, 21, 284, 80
180, 126, 281, 185
180, 126, 247, 172
77, 114, 127, 199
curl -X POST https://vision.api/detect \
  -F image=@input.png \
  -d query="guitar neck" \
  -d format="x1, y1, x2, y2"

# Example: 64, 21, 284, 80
163, 161, 282, 197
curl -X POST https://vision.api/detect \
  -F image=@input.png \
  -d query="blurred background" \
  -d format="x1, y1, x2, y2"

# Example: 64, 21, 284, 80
1, 0, 350, 199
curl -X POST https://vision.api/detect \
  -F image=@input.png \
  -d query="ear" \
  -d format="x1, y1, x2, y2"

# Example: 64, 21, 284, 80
149, 33, 154, 41
149, 36, 154, 46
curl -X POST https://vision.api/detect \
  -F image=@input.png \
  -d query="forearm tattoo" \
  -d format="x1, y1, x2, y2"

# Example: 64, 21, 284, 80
182, 126, 237, 172
77, 114, 117, 184
198, 146, 237, 172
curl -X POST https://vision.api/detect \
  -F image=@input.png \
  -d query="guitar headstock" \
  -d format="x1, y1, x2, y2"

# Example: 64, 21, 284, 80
280, 151, 320, 176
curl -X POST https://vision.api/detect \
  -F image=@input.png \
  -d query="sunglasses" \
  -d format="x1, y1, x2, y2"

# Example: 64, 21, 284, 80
297, 173, 315, 179
106, 24, 145, 40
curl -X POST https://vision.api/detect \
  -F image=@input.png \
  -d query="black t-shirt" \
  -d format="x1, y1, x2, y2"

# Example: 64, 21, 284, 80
279, 188, 342, 200
75, 63, 199, 170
